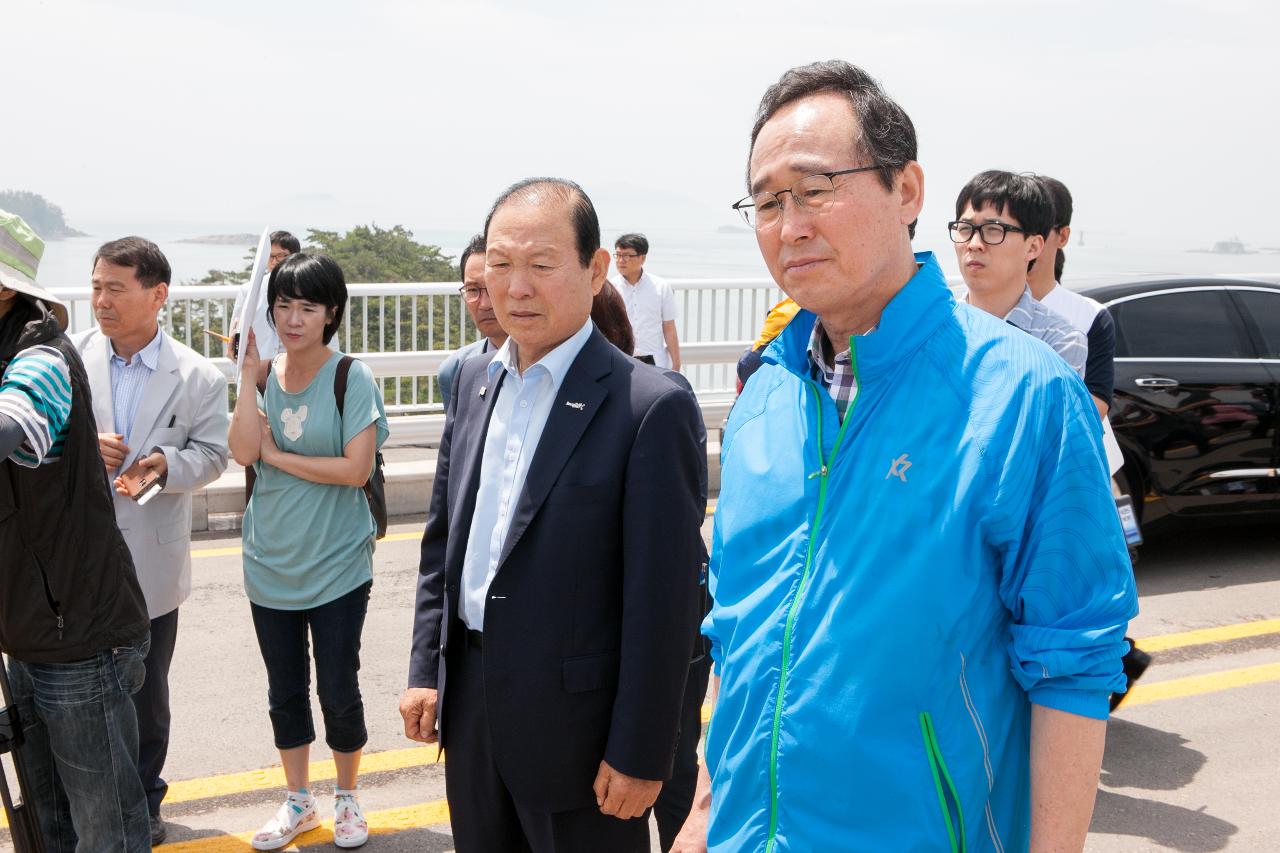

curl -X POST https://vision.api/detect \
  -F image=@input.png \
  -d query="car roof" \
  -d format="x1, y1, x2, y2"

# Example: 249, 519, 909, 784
1076, 276, 1280, 304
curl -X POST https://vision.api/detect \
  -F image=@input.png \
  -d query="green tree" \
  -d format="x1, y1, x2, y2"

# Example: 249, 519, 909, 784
0, 190, 87, 239
304, 225, 460, 409
306, 224, 456, 283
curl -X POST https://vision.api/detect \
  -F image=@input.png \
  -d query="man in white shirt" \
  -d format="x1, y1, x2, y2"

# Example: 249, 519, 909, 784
610, 233, 681, 370
1027, 176, 1117, 420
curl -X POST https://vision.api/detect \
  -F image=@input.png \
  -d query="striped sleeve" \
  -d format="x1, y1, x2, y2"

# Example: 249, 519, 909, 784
0, 345, 73, 467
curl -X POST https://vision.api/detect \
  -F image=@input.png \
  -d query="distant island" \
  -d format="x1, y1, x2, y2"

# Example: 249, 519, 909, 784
177, 233, 258, 246
1190, 237, 1256, 255
0, 190, 87, 240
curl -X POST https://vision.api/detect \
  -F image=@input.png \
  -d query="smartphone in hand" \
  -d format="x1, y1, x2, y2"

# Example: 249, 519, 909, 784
118, 458, 163, 505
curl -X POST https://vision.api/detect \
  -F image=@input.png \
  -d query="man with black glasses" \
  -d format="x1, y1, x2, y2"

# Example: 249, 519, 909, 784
674, 62, 1136, 853
438, 234, 508, 408
951, 170, 1088, 377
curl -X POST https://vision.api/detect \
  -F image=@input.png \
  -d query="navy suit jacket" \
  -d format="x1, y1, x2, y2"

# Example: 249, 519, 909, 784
409, 328, 707, 811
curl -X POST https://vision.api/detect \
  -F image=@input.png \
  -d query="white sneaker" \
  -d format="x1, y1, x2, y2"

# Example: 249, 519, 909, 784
251, 791, 320, 851
333, 789, 369, 849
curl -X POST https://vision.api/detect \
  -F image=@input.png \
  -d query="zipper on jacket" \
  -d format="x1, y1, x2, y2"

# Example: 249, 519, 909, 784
763, 337, 859, 853
31, 550, 65, 640
920, 711, 967, 853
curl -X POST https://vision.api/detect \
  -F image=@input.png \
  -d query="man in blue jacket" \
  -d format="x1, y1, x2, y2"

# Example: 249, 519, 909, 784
672, 61, 1137, 853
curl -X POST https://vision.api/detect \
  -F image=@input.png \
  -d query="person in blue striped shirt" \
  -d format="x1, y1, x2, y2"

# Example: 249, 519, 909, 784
1, 208, 153, 852
0, 338, 71, 464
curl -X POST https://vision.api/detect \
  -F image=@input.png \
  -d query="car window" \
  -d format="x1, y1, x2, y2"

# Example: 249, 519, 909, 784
1233, 290, 1280, 359
1112, 290, 1250, 359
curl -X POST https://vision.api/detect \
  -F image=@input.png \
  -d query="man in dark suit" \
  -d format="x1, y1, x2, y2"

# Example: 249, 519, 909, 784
399, 177, 706, 853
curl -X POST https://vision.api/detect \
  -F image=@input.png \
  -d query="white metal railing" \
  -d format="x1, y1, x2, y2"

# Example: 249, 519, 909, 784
51, 278, 777, 445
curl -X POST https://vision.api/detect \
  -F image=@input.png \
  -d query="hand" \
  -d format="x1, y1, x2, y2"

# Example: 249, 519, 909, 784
399, 687, 439, 743
113, 451, 168, 495
670, 798, 710, 852
239, 328, 260, 378
257, 409, 277, 464
593, 761, 661, 820
98, 432, 129, 470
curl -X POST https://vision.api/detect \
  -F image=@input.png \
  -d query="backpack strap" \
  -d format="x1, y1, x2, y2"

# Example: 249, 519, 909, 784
256, 358, 274, 395
334, 355, 354, 417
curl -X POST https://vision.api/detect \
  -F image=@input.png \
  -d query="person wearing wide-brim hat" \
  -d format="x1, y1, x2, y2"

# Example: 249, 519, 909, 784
0, 208, 153, 852
0, 209, 68, 331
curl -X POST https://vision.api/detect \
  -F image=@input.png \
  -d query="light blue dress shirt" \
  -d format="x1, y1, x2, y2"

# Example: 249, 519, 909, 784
460, 319, 595, 630
109, 328, 164, 441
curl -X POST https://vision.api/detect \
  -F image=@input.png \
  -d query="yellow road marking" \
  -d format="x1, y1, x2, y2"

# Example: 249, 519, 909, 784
1135, 618, 1280, 653
9, 661, 1279, 836
143, 665, 1280, 850
157, 799, 451, 852
163, 745, 441, 806
131, 620, 1280, 805
1122, 661, 1280, 707
189, 545, 244, 558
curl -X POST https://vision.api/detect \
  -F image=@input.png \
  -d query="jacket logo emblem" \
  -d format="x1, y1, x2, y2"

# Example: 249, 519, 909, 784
565, 401, 586, 411
885, 453, 911, 482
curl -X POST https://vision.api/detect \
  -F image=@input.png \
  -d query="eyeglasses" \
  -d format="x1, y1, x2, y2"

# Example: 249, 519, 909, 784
458, 285, 488, 303
947, 221, 1027, 246
613, 252, 640, 260
731, 166, 881, 229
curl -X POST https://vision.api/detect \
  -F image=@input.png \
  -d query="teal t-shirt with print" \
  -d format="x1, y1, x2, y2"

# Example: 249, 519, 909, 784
242, 352, 389, 609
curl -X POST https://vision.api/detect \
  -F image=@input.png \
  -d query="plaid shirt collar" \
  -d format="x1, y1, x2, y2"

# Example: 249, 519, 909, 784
807, 318, 868, 421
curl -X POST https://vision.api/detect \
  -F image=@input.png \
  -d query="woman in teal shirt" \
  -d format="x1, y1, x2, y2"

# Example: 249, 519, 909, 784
229, 253, 387, 850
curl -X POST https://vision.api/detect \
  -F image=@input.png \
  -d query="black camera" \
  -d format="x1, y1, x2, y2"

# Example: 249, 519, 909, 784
0, 663, 44, 853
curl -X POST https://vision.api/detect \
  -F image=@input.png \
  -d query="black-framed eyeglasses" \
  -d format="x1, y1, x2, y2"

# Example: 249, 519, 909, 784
731, 165, 881, 228
458, 285, 488, 303
947, 220, 1027, 246
613, 251, 640, 260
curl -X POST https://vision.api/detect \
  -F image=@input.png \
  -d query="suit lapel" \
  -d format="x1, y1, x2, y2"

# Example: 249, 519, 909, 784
496, 333, 611, 568
125, 334, 179, 466
85, 332, 115, 434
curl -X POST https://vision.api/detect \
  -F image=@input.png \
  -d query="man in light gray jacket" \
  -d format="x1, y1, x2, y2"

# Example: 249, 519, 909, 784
74, 236, 229, 846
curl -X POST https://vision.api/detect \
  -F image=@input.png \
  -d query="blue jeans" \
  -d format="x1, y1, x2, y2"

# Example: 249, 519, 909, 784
6, 638, 152, 853
250, 581, 370, 753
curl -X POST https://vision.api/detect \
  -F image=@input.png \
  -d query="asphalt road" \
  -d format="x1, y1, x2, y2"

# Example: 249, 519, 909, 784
3, 514, 1278, 852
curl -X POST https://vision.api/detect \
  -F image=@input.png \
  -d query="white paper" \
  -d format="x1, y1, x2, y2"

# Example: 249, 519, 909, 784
235, 227, 273, 383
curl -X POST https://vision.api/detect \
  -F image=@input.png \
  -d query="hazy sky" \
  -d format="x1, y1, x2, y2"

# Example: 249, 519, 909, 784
7, 0, 1278, 249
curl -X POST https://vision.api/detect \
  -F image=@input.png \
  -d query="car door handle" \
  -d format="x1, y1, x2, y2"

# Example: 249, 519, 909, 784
1135, 376, 1179, 388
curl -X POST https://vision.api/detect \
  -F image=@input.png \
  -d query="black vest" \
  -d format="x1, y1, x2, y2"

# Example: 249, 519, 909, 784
0, 318, 149, 663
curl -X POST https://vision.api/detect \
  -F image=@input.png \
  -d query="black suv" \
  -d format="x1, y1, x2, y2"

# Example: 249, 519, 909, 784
1079, 278, 1280, 530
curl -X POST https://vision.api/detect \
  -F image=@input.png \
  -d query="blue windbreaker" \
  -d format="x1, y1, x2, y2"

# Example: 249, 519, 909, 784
704, 253, 1137, 853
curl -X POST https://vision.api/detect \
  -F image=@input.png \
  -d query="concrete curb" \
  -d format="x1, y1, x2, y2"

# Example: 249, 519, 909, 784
193, 444, 722, 532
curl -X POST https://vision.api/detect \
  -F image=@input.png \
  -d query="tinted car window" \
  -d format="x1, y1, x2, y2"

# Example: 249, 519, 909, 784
1112, 290, 1250, 358
1234, 290, 1280, 358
